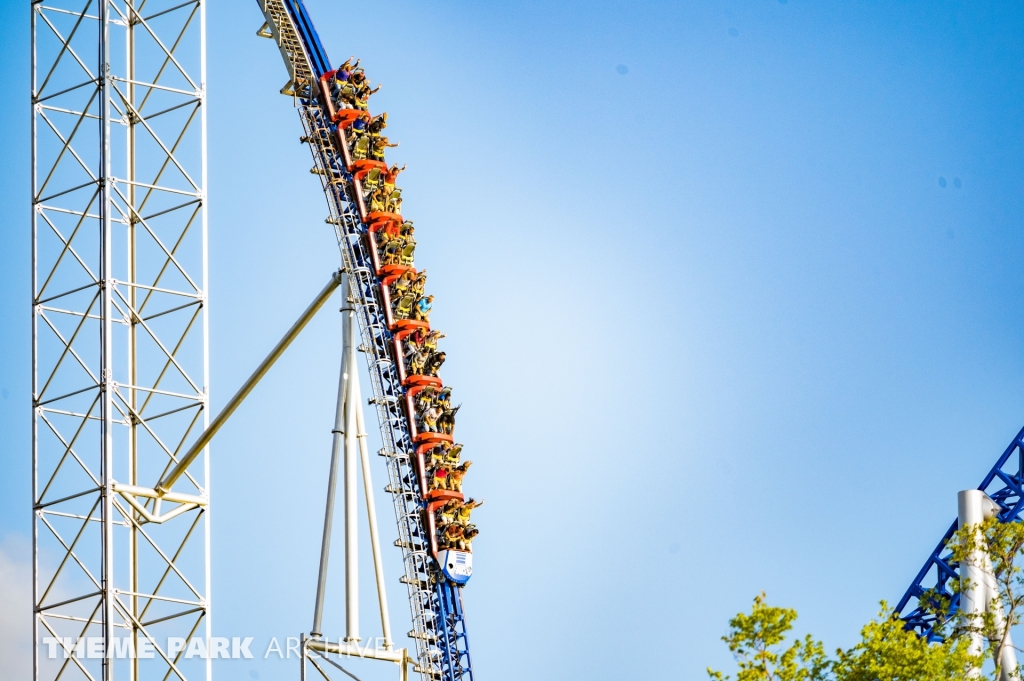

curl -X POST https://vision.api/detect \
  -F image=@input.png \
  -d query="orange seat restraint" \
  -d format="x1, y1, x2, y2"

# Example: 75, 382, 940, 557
333, 109, 367, 129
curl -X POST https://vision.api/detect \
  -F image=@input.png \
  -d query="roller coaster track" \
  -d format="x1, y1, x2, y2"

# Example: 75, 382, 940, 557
258, 0, 1024, 662
256, 1, 474, 679
897, 423, 1024, 640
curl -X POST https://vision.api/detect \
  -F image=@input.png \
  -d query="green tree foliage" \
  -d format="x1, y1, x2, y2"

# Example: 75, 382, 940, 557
708, 595, 973, 681
707, 593, 829, 681
710, 516, 1024, 680
831, 603, 973, 681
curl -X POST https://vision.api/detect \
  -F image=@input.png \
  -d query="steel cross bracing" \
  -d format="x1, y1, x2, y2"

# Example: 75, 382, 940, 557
896, 424, 1024, 640
31, 0, 210, 679
256, 2, 474, 680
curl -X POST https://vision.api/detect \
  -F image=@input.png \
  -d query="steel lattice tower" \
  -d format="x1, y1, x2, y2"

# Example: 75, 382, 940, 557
31, 0, 210, 678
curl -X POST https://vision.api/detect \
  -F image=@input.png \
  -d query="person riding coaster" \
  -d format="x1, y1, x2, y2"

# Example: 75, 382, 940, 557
449, 460, 472, 493
368, 112, 388, 135
415, 387, 440, 425
415, 386, 436, 411
410, 270, 427, 297
391, 269, 416, 298
403, 326, 439, 368
333, 78, 356, 109
440, 521, 464, 550
355, 81, 380, 109
403, 332, 424, 363
419, 403, 441, 432
384, 163, 405, 189
459, 524, 479, 551
438, 499, 460, 527
436, 387, 452, 410
444, 443, 463, 466
429, 444, 448, 470
424, 329, 445, 352
424, 351, 445, 377
368, 186, 388, 213
382, 237, 408, 266
375, 220, 402, 258
456, 498, 483, 526
370, 136, 398, 161
407, 346, 428, 376
413, 295, 433, 322
438, 404, 459, 435
430, 464, 450, 491
337, 56, 359, 76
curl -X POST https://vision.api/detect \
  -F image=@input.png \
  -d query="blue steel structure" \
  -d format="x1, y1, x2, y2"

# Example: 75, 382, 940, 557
256, 1, 474, 679
897, 424, 1024, 639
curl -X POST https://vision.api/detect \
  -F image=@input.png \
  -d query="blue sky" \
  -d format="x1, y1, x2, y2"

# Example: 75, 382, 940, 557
4, 0, 1024, 678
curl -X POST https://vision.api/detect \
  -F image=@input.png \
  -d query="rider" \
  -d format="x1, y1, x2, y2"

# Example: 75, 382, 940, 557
407, 326, 428, 349
392, 269, 416, 296
330, 70, 346, 103
442, 521, 464, 550
368, 112, 388, 135
414, 295, 433, 322
439, 404, 458, 435
416, 385, 436, 412
407, 346, 427, 376
429, 444, 447, 469
430, 464, 449, 491
438, 499, 460, 526
445, 443, 463, 466
424, 329, 445, 352
460, 524, 479, 551
354, 82, 381, 111
449, 460, 472, 492
456, 498, 483, 525
368, 186, 387, 213
420, 404, 441, 432
435, 387, 451, 411
411, 270, 427, 297
370, 136, 399, 161
384, 164, 406, 189
425, 351, 446, 377
337, 57, 358, 77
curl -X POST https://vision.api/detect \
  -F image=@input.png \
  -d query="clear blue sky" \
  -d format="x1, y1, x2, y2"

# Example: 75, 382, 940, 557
4, 0, 1024, 678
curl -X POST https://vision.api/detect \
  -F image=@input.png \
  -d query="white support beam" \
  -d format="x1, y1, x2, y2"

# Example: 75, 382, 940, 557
958, 490, 1019, 681
158, 270, 343, 493
344, 288, 360, 642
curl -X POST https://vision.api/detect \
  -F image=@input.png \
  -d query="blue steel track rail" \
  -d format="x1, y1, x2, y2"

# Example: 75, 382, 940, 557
283, 0, 330, 76
896, 424, 1024, 640
256, 1, 474, 679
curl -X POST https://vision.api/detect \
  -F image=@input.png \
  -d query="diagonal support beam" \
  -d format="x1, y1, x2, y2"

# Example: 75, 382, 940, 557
156, 269, 343, 493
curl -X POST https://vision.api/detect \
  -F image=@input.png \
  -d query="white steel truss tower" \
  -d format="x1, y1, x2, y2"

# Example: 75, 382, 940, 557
31, 0, 210, 678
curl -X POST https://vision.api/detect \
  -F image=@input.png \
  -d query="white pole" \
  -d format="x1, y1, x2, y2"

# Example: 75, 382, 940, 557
344, 285, 360, 642
959, 490, 990, 676
958, 490, 1018, 680
310, 284, 350, 637
352, 371, 394, 648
